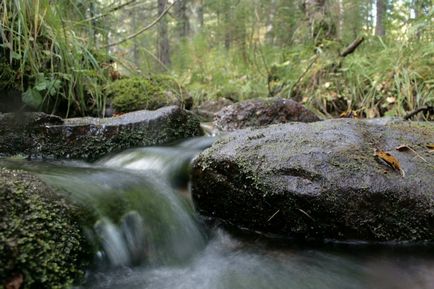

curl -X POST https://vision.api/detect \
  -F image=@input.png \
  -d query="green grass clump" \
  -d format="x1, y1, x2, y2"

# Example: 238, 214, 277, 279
0, 0, 108, 116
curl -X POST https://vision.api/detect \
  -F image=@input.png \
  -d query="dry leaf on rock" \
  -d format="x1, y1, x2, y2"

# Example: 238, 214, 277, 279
374, 149, 405, 176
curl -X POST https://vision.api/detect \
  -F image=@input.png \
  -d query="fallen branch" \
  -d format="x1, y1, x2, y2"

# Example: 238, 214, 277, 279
340, 37, 365, 57
403, 106, 434, 120
102, 0, 177, 49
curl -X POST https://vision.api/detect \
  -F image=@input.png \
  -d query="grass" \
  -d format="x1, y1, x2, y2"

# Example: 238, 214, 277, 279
0, 0, 108, 116
171, 31, 433, 120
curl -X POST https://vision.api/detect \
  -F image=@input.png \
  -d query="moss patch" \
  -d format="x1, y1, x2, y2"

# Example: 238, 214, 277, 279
107, 75, 187, 113
0, 168, 90, 289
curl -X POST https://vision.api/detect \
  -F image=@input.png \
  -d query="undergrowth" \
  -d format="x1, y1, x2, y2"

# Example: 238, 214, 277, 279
0, 0, 109, 117
172, 32, 433, 119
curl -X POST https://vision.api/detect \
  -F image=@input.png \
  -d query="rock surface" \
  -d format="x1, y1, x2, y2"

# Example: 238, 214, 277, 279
214, 97, 320, 131
0, 168, 89, 289
0, 106, 203, 161
192, 119, 434, 242
194, 98, 234, 122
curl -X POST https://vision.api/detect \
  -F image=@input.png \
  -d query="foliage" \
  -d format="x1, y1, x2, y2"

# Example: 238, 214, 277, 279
293, 36, 434, 118
1, 0, 433, 119
0, 168, 89, 289
0, 0, 108, 116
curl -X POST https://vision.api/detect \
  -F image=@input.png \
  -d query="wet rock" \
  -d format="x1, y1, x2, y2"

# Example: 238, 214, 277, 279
214, 97, 320, 131
194, 98, 234, 122
0, 112, 64, 158
191, 119, 434, 242
0, 168, 89, 289
0, 106, 203, 161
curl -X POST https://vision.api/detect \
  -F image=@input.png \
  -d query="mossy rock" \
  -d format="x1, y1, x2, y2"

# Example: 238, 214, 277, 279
214, 97, 321, 131
0, 168, 90, 289
107, 75, 188, 113
192, 118, 434, 242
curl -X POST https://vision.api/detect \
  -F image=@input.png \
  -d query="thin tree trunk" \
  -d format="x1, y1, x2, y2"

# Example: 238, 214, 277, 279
224, 7, 232, 50
157, 0, 170, 68
375, 0, 386, 36
176, 0, 190, 39
90, 2, 97, 46
131, 8, 139, 64
338, 0, 344, 39
197, 0, 204, 28
265, 0, 277, 44
301, 0, 336, 44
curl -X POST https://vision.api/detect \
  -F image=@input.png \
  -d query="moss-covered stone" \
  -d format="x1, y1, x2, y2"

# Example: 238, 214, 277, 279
0, 106, 203, 161
0, 168, 90, 289
191, 118, 434, 242
106, 75, 189, 113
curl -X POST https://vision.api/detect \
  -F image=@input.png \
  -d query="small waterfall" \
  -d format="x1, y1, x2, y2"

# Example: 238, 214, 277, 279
2, 136, 434, 289
0, 137, 214, 269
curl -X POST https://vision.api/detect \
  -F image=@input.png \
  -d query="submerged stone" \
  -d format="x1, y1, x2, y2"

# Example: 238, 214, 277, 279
214, 97, 320, 131
0, 106, 202, 161
0, 168, 89, 289
191, 118, 434, 242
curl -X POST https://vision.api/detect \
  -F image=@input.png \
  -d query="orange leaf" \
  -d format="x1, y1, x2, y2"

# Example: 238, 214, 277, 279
427, 144, 434, 150
374, 149, 404, 176
340, 110, 358, 118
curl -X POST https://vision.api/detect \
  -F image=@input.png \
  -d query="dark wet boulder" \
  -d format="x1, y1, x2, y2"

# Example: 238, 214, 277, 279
0, 168, 90, 289
0, 112, 64, 158
0, 106, 203, 161
214, 97, 320, 131
194, 98, 234, 122
191, 119, 434, 242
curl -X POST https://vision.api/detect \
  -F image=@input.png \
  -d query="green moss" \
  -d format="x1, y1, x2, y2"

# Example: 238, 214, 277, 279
0, 169, 89, 289
106, 75, 188, 113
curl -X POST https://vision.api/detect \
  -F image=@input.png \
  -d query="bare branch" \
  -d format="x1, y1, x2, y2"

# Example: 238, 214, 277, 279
102, 0, 178, 49
84, 0, 137, 23
340, 37, 365, 57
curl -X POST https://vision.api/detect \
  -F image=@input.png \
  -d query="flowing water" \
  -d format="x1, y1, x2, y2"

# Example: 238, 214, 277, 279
2, 137, 434, 289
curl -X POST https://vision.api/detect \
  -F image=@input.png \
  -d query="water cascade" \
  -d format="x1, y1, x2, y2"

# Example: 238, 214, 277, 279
1, 137, 434, 289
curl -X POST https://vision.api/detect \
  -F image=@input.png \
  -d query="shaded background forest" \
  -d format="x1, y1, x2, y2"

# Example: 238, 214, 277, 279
0, 0, 433, 118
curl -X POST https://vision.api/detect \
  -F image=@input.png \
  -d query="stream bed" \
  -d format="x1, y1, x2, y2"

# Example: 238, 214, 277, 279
2, 137, 434, 289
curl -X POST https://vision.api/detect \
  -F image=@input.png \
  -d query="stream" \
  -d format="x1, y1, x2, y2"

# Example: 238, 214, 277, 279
2, 137, 434, 289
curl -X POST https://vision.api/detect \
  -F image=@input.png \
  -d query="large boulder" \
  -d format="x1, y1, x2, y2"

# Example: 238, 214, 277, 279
0, 168, 90, 289
0, 106, 202, 161
191, 119, 434, 242
214, 97, 320, 131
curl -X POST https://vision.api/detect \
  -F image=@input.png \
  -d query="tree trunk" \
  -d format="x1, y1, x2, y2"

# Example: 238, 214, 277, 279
130, 8, 139, 64
157, 0, 170, 68
90, 2, 97, 46
224, 7, 232, 50
265, 0, 277, 44
197, 0, 204, 28
375, 0, 386, 36
176, 0, 190, 39
301, 0, 336, 45
338, 0, 344, 40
